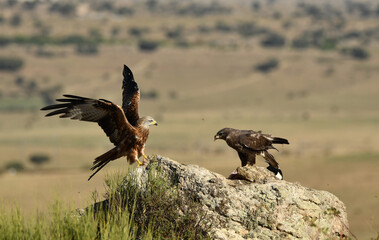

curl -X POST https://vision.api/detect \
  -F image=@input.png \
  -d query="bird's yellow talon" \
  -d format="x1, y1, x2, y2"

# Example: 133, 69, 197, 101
137, 159, 144, 166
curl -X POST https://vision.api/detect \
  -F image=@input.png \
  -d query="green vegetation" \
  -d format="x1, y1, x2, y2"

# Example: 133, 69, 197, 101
29, 154, 51, 167
0, 57, 23, 72
254, 58, 279, 73
0, 0, 379, 239
0, 165, 210, 240
4, 161, 25, 172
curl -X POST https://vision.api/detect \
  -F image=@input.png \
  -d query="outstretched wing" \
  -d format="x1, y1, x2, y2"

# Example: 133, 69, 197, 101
238, 130, 272, 151
122, 65, 140, 126
41, 94, 134, 145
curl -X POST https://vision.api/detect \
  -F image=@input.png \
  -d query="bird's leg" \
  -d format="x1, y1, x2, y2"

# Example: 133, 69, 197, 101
143, 153, 149, 160
136, 158, 144, 166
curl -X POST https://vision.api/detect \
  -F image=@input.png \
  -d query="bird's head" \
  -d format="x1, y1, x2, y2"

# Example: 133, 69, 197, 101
140, 116, 158, 128
214, 128, 232, 141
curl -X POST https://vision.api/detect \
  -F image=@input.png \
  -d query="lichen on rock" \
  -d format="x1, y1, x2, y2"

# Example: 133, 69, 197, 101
144, 155, 350, 239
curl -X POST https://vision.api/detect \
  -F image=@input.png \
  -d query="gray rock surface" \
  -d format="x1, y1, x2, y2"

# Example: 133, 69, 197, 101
133, 155, 350, 240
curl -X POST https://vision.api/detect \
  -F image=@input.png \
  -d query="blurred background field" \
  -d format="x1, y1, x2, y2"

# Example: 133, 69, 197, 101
0, 0, 378, 238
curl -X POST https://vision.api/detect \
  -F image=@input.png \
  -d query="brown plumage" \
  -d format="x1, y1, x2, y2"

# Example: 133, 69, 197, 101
214, 128, 289, 176
41, 65, 157, 180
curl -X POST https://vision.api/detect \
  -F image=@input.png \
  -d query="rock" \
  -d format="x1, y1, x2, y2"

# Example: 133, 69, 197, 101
135, 155, 350, 239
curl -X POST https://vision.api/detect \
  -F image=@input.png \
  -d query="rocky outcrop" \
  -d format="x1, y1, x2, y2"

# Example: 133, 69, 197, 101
127, 155, 350, 240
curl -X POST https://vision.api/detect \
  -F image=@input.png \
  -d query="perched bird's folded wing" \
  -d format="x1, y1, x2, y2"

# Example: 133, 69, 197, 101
122, 65, 140, 126
238, 131, 272, 151
41, 94, 134, 145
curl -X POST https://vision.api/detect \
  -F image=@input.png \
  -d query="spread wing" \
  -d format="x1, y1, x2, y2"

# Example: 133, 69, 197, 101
238, 130, 273, 151
41, 94, 134, 145
122, 65, 140, 126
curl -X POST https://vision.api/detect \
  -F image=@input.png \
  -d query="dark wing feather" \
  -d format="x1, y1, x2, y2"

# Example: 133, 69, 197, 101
41, 95, 134, 145
238, 130, 272, 151
122, 65, 140, 126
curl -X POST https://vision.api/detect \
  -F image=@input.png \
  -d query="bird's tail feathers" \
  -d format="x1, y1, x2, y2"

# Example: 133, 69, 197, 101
88, 148, 118, 181
272, 137, 289, 145
261, 151, 279, 169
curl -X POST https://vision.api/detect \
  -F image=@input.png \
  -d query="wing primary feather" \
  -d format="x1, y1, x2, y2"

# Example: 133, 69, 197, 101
45, 108, 68, 117
62, 94, 90, 100
41, 103, 71, 111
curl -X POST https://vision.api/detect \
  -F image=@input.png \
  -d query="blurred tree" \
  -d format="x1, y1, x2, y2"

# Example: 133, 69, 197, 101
165, 26, 183, 39
0, 36, 11, 47
10, 14, 22, 27
29, 154, 51, 168
117, 7, 134, 16
138, 39, 159, 52
5, 161, 25, 172
261, 33, 285, 48
341, 47, 370, 60
251, 1, 261, 11
49, 2, 76, 16
76, 43, 99, 55
254, 59, 279, 73
0, 57, 24, 72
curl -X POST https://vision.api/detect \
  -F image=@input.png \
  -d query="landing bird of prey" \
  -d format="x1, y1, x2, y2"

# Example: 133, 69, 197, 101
214, 128, 289, 179
41, 65, 157, 180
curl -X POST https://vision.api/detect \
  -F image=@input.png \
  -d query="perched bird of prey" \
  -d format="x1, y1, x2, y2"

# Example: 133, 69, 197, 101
214, 128, 289, 179
41, 65, 157, 180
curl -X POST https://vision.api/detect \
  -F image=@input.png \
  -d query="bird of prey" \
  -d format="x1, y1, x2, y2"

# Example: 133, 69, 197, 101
214, 128, 289, 179
41, 65, 157, 180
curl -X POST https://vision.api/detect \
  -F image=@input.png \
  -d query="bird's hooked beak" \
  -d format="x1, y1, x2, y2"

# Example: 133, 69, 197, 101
214, 135, 220, 141
150, 120, 158, 126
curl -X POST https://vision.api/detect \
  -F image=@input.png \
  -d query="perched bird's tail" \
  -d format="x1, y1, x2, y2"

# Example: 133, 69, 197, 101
261, 151, 279, 169
272, 137, 289, 145
88, 148, 119, 181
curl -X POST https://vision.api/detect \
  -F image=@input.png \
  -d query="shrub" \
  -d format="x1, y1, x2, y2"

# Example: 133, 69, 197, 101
29, 154, 51, 167
214, 21, 233, 32
251, 2, 261, 11
261, 33, 285, 48
49, 3, 76, 16
116, 7, 134, 16
40, 84, 62, 105
111, 26, 120, 38
128, 27, 149, 38
292, 36, 310, 49
75, 43, 99, 55
0, 56, 24, 71
99, 159, 211, 239
5, 161, 25, 172
22, 1, 38, 11
237, 22, 266, 38
319, 38, 338, 50
198, 25, 212, 34
176, 2, 231, 17
10, 14, 22, 27
0, 164, 211, 239
14, 76, 24, 86
92, 2, 114, 12
254, 58, 279, 73
141, 90, 158, 99
165, 26, 183, 39
138, 39, 159, 52
0, 36, 11, 47
341, 47, 370, 60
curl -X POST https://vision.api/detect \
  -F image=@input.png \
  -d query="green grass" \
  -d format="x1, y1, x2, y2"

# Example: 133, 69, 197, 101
0, 162, 210, 240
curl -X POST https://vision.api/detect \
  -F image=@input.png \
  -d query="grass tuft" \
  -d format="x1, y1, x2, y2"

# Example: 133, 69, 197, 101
0, 161, 211, 239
